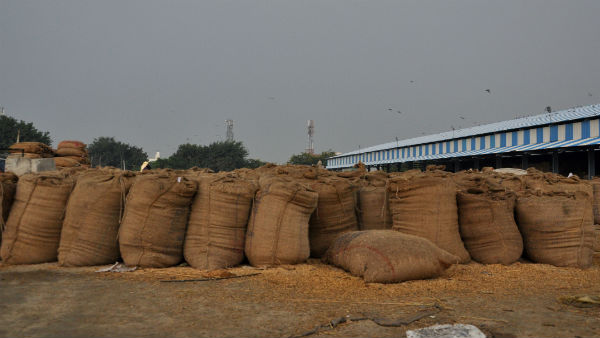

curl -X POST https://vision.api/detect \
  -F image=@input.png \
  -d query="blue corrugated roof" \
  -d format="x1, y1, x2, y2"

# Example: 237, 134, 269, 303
330, 104, 600, 159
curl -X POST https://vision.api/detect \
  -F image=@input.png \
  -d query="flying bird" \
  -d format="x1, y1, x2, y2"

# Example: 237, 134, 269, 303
485, 89, 491, 93
268, 97, 275, 100
410, 80, 415, 83
459, 116, 465, 120
589, 92, 594, 97
396, 110, 402, 114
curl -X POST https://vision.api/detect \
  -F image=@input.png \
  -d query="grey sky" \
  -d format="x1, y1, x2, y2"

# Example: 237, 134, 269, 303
1, 1, 599, 163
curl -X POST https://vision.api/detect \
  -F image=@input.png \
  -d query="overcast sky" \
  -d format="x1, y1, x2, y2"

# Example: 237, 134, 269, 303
1, 1, 599, 163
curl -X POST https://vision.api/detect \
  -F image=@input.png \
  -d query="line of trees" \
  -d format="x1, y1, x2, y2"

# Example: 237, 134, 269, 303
1, 114, 337, 171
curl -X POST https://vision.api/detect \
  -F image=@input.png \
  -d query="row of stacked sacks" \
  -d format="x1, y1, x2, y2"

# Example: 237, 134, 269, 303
0, 164, 599, 284
6, 140, 90, 169
54, 140, 90, 169
8, 142, 54, 159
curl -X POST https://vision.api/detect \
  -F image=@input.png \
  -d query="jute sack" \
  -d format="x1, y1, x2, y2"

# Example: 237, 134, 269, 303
389, 173, 471, 263
54, 157, 81, 168
324, 230, 460, 283
245, 176, 318, 266
9, 142, 53, 155
55, 147, 88, 157
119, 174, 197, 268
308, 177, 359, 257
590, 179, 600, 224
58, 140, 86, 149
357, 172, 392, 230
516, 191, 595, 268
184, 173, 258, 270
524, 168, 593, 196
0, 173, 75, 264
58, 169, 135, 266
457, 190, 523, 264
0, 173, 18, 241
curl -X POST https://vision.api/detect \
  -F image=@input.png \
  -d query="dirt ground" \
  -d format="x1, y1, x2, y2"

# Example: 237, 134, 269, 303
1, 259, 599, 338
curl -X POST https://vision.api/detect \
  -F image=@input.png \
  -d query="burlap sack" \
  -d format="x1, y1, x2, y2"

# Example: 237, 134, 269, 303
357, 172, 392, 231
590, 179, 600, 224
9, 142, 53, 155
55, 147, 88, 157
1, 173, 75, 264
54, 157, 81, 168
58, 169, 135, 266
389, 173, 470, 263
457, 191, 523, 264
516, 191, 594, 268
308, 177, 359, 257
324, 230, 459, 283
0, 173, 18, 242
184, 173, 258, 270
119, 173, 197, 268
57, 140, 86, 149
245, 177, 318, 266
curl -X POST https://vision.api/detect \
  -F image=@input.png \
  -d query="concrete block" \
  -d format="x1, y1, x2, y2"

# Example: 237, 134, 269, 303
5, 157, 56, 176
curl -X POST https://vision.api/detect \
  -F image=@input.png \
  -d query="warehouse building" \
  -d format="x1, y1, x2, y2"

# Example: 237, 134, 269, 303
327, 104, 600, 179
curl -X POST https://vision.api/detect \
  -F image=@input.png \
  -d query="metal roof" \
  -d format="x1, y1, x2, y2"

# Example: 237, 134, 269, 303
330, 104, 600, 159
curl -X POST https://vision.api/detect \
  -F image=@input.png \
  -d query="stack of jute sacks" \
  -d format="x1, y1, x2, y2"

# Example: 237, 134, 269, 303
54, 140, 90, 169
8, 142, 54, 159
0, 163, 598, 284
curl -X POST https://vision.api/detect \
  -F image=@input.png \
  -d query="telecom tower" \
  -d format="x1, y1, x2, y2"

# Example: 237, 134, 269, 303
225, 119, 234, 142
306, 120, 315, 154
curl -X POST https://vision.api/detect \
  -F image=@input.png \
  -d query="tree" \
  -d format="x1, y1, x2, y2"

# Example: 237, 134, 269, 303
288, 150, 337, 166
88, 137, 148, 171
0, 115, 52, 149
153, 141, 265, 171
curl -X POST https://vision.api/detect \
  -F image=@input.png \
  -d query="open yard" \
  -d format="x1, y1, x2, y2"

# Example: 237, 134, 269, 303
1, 260, 599, 337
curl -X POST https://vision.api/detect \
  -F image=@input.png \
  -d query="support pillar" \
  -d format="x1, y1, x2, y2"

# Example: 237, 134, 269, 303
473, 158, 480, 170
386, 164, 391, 173
588, 148, 595, 179
552, 151, 559, 174
521, 155, 529, 170
495, 156, 502, 169
454, 160, 460, 173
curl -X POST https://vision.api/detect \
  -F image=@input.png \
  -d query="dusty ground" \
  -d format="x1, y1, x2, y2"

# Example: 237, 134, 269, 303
1, 260, 599, 338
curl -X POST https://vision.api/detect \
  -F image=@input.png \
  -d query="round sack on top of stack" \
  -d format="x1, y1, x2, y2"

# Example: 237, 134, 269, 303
8, 142, 54, 159
54, 140, 90, 169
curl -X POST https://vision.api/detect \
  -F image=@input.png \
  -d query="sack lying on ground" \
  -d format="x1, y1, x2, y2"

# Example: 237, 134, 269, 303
324, 230, 460, 283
